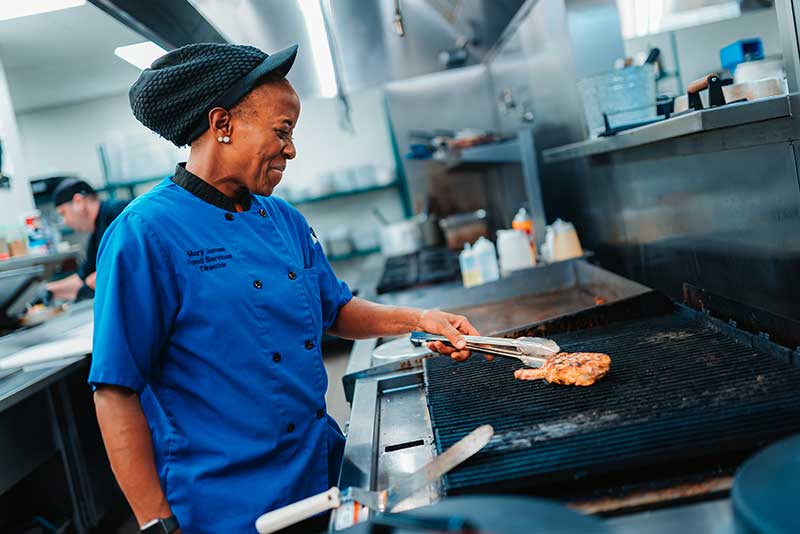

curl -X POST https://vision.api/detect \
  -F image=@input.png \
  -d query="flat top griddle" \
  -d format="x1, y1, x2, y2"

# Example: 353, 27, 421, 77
447, 283, 609, 335
423, 294, 800, 503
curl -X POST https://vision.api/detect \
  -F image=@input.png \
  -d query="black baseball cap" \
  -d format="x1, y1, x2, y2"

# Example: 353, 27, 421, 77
53, 178, 96, 207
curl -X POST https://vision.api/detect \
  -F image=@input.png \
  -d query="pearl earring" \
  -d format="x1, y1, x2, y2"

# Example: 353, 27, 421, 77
217, 136, 224, 143
223, 136, 231, 144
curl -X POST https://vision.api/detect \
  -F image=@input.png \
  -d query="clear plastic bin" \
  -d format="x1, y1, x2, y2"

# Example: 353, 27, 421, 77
578, 65, 656, 137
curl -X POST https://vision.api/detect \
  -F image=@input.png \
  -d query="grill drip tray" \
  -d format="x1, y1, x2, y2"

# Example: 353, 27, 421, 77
424, 294, 800, 507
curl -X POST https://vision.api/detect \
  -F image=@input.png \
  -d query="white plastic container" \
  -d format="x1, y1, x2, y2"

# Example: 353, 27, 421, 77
472, 236, 499, 284
541, 219, 583, 262
496, 229, 534, 276
459, 243, 480, 288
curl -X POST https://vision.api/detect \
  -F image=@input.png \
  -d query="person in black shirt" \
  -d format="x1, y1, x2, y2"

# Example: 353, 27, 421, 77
47, 178, 129, 301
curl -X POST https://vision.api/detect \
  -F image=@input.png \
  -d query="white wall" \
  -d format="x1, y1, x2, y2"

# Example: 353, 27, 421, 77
16, 91, 170, 187
281, 87, 405, 286
282, 87, 396, 189
0, 56, 33, 227
16, 84, 404, 286
624, 8, 781, 95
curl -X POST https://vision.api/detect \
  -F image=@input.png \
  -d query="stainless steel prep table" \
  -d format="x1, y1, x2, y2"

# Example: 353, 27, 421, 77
0, 245, 81, 275
0, 300, 116, 533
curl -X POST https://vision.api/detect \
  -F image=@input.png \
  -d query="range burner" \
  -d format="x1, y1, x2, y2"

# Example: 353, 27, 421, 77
377, 248, 460, 294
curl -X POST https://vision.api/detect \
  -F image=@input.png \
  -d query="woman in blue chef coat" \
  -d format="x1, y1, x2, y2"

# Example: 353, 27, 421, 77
88, 43, 479, 534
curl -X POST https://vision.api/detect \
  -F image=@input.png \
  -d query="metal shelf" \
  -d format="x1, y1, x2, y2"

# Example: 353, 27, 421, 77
98, 176, 169, 198
429, 129, 546, 248
327, 247, 380, 263
542, 95, 792, 163
290, 182, 398, 206
443, 138, 521, 171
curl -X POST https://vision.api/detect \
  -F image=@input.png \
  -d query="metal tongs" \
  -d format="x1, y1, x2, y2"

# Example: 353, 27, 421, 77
410, 331, 560, 368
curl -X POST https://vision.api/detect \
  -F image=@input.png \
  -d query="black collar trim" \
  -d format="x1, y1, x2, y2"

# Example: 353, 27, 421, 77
171, 163, 251, 212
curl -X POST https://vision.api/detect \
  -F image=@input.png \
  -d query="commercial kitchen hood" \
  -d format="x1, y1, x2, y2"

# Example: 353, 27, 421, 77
188, 0, 525, 98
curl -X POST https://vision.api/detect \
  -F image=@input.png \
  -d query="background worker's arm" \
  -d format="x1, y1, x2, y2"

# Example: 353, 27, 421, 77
94, 385, 174, 528
46, 273, 83, 301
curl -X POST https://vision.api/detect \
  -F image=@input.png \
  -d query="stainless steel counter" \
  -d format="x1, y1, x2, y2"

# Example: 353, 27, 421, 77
541, 95, 793, 163
0, 245, 82, 274
0, 296, 93, 411
0, 299, 93, 411
0, 300, 103, 533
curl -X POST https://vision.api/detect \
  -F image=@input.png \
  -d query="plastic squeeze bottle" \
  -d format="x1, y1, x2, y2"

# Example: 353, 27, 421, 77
512, 207, 537, 264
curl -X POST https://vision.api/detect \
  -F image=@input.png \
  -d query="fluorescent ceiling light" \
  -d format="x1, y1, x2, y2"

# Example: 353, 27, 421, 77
298, 0, 338, 98
617, 0, 740, 39
115, 41, 168, 70
0, 0, 85, 21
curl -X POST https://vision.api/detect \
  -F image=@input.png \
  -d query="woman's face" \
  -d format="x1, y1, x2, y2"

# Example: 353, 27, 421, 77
228, 80, 300, 196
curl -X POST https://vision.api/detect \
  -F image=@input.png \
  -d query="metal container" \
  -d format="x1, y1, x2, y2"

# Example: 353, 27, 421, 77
439, 210, 489, 250
578, 65, 657, 137
416, 213, 443, 247
378, 220, 423, 258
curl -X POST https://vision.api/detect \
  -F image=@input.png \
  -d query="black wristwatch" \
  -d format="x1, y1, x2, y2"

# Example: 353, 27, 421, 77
140, 516, 180, 534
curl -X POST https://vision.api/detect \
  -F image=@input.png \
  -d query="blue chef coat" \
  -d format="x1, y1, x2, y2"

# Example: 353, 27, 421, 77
88, 164, 353, 533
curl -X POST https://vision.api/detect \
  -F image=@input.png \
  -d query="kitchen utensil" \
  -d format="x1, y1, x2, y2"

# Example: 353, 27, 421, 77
578, 65, 657, 137
373, 337, 432, 362
372, 208, 390, 225
377, 219, 423, 258
254, 424, 494, 533
350, 226, 379, 253
415, 213, 442, 247
410, 331, 559, 367
439, 210, 488, 250
644, 47, 660, 65
676, 71, 786, 113
326, 226, 354, 257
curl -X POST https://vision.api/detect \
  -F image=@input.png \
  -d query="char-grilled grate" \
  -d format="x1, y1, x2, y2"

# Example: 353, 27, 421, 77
424, 310, 800, 496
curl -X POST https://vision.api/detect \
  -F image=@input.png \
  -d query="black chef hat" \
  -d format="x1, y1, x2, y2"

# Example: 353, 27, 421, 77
53, 178, 96, 207
129, 43, 298, 147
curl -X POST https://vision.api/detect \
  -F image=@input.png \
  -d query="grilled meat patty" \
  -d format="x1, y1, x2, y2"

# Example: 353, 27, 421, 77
514, 352, 611, 386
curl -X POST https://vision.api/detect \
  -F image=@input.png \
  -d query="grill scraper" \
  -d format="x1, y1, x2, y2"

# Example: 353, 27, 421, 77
254, 424, 494, 533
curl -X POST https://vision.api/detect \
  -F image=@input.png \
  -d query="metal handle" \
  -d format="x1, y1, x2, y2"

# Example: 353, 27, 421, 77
410, 331, 558, 357
465, 342, 545, 367
688, 73, 717, 94
255, 487, 341, 533
411, 331, 517, 348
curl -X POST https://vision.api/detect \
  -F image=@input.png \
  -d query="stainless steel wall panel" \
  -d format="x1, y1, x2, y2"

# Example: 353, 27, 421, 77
384, 65, 499, 218
548, 121, 800, 319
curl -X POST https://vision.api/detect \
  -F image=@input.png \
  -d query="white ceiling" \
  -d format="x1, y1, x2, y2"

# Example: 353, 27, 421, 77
0, 3, 147, 113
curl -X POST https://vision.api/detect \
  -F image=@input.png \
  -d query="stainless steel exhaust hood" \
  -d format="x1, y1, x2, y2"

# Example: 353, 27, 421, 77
189, 0, 525, 98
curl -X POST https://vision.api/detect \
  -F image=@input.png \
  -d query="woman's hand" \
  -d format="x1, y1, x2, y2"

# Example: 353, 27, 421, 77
415, 309, 482, 362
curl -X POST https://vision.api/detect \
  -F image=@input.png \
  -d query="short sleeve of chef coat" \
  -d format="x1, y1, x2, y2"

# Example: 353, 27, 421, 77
88, 210, 178, 393
281, 200, 353, 331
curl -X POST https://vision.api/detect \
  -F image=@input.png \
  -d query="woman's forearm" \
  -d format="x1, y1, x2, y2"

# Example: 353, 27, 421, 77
94, 386, 173, 527
328, 297, 422, 340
